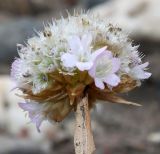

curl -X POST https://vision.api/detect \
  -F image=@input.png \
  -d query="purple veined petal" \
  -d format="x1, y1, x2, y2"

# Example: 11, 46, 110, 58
76, 61, 93, 71
19, 102, 45, 132
89, 48, 112, 78
91, 46, 108, 61
36, 118, 44, 132
61, 53, 77, 68
19, 102, 39, 112
104, 74, 120, 87
95, 78, 105, 89
30, 113, 44, 132
68, 35, 81, 52
111, 58, 121, 73
99, 49, 112, 59
19, 102, 33, 111
88, 62, 96, 77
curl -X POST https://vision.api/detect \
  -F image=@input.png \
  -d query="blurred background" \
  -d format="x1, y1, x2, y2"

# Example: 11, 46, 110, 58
0, 0, 160, 153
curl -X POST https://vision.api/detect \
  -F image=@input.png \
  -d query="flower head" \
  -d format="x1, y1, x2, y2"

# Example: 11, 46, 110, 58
11, 12, 151, 131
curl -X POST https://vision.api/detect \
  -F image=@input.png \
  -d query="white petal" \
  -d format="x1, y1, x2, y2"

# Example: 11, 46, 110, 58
112, 58, 121, 73
76, 62, 93, 71
81, 34, 92, 49
95, 78, 105, 89
104, 74, 120, 87
61, 53, 77, 68
131, 63, 151, 79
133, 70, 151, 79
68, 36, 81, 52
138, 62, 149, 69
88, 63, 96, 77
142, 72, 152, 79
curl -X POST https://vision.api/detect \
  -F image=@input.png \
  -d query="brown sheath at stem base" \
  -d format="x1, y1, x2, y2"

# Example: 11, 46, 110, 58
74, 96, 95, 154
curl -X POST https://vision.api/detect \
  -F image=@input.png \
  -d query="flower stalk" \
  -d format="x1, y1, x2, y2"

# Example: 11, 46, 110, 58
74, 96, 95, 154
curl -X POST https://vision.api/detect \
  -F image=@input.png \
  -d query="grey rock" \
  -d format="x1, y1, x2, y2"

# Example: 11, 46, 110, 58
0, 17, 43, 65
82, 0, 109, 9
91, 0, 160, 41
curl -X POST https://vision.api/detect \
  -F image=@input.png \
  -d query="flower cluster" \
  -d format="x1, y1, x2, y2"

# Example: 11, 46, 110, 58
11, 12, 151, 131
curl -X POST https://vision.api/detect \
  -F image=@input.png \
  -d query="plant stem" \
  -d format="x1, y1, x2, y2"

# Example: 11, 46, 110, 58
74, 96, 95, 154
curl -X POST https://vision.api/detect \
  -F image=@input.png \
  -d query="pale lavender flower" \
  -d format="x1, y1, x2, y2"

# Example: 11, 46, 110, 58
19, 101, 46, 132
11, 58, 31, 84
89, 50, 121, 89
11, 58, 23, 81
130, 62, 151, 80
61, 34, 107, 71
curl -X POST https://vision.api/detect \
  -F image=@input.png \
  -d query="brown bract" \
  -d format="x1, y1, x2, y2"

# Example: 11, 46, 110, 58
17, 71, 140, 122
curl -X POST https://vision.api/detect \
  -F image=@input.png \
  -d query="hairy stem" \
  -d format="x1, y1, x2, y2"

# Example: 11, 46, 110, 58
74, 96, 95, 154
